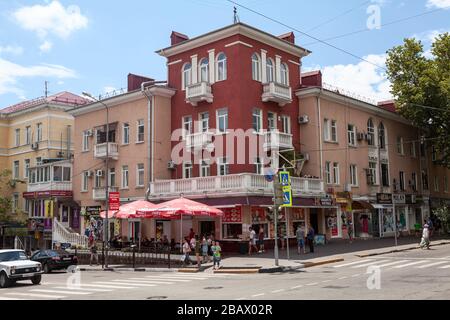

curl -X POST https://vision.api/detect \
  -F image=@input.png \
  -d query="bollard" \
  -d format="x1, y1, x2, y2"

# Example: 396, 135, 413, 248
131, 245, 137, 269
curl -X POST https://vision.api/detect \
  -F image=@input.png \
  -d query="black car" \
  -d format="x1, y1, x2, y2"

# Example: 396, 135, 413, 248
31, 250, 78, 273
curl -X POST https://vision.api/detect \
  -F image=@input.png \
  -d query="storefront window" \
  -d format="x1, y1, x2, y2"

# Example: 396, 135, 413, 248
222, 224, 242, 239
251, 207, 269, 238
222, 207, 243, 239
382, 209, 395, 233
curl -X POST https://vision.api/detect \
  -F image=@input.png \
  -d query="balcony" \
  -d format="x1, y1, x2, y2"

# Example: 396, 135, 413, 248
186, 132, 214, 151
92, 186, 119, 201
261, 82, 292, 106
149, 173, 324, 200
185, 82, 213, 106
264, 131, 293, 150
28, 182, 72, 193
94, 142, 119, 160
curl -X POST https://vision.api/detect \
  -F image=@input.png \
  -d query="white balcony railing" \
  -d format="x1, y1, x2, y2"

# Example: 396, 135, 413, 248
53, 218, 89, 248
92, 186, 119, 201
28, 181, 72, 193
261, 82, 292, 106
149, 173, 324, 199
264, 131, 293, 150
186, 82, 213, 106
186, 132, 214, 150
94, 142, 119, 160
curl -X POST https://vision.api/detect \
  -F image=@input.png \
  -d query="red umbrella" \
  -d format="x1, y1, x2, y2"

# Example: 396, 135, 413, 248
100, 200, 155, 219
137, 197, 223, 218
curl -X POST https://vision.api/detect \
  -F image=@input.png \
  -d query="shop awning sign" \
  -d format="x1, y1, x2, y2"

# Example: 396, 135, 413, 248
377, 193, 392, 204
109, 192, 120, 211
393, 194, 406, 204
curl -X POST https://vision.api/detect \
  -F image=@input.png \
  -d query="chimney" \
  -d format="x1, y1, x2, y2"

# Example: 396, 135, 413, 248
278, 32, 295, 44
170, 31, 189, 46
378, 100, 397, 113
127, 74, 155, 92
301, 71, 322, 88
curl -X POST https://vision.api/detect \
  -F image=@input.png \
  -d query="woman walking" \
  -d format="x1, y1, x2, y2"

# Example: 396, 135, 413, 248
420, 224, 431, 250
182, 238, 192, 266
201, 235, 209, 263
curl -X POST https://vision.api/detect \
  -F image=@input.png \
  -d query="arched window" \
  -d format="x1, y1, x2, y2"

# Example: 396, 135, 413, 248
199, 58, 209, 83
251, 53, 261, 81
280, 63, 289, 85
378, 122, 386, 149
266, 58, 274, 83
367, 118, 375, 146
216, 53, 227, 81
182, 63, 192, 90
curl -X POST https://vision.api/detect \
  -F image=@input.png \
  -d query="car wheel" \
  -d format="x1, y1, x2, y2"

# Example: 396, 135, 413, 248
31, 275, 42, 285
43, 263, 51, 274
0, 272, 11, 289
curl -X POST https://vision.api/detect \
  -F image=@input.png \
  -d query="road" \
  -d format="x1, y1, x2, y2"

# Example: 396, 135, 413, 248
1, 244, 450, 300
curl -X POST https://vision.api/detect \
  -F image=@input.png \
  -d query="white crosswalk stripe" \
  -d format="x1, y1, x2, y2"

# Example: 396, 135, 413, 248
392, 260, 430, 268
0, 297, 25, 300
416, 261, 449, 269
53, 286, 112, 292
106, 281, 157, 287
67, 283, 137, 289
350, 260, 391, 268
5, 292, 65, 299
439, 265, 450, 269
333, 260, 372, 268
30, 289, 92, 295
120, 279, 174, 285
144, 276, 191, 282
127, 278, 175, 284
376, 260, 411, 268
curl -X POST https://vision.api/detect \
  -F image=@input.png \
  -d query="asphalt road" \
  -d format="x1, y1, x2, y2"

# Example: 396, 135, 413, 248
1, 244, 450, 300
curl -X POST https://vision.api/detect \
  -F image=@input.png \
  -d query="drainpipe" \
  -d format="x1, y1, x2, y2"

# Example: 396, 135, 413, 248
317, 92, 323, 180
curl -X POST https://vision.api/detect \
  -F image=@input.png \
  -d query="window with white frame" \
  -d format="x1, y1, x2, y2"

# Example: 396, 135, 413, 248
397, 137, 404, 155
252, 109, 263, 133
333, 162, 340, 184
183, 115, 193, 137
200, 112, 209, 132
25, 126, 31, 145
350, 164, 358, 186
254, 157, 263, 175
267, 112, 276, 131
367, 119, 375, 146
368, 162, 377, 185
15, 129, 20, 147
182, 63, 192, 90
36, 157, 42, 166
24, 159, 30, 179
82, 171, 89, 192
281, 116, 291, 134
410, 141, 416, 158
217, 109, 228, 133
280, 63, 289, 85
251, 53, 261, 81
12, 193, 19, 213
323, 119, 330, 141
200, 160, 210, 177
36, 123, 42, 142
95, 172, 102, 188
218, 157, 229, 176
325, 161, 332, 184
324, 119, 337, 142
216, 53, 227, 81
137, 120, 144, 143
199, 58, 209, 83
137, 163, 144, 187
82, 131, 90, 151
399, 171, 405, 191
434, 176, 439, 192
347, 124, 356, 146
444, 176, 448, 193
183, 162, 192, 179
13, 161, 19, 179
331, 120, 337, 142
109, 168, 116, 187
123, 123, 130, 145
122, 165, 129, 189
378, 123, 386, 149
266, 58, 274, 83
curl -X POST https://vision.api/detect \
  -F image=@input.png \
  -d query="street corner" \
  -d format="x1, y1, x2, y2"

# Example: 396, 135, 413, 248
213, 267, 262, 274
302, 257, 345, 268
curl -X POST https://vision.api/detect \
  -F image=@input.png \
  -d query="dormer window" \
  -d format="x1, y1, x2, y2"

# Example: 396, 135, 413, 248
199, 58, 209, 83
266, 58, 274, 83
216, 53, 227, 81
182, 63, 192, 90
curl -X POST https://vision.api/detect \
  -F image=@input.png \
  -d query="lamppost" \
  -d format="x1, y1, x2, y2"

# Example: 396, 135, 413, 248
82, 92, 110, 268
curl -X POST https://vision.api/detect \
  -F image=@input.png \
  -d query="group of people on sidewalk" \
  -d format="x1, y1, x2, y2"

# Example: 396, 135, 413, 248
296, 224, 316, 254
182, 229, 221, 270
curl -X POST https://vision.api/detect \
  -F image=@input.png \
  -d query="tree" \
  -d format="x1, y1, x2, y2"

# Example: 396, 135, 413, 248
433, 205, 450, 234
0, 169, 27, 225
386, 33, 450, 168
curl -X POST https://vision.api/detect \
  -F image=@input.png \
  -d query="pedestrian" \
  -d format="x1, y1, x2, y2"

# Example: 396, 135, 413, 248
248, 227, 258, 255
190, 236, 196, 251
207, 234, 213, 257
189, 228, 195, 241
182, 238, 192, 266
420, 224, 431, 250
296, 224, 306, 254
258, 227, 265, 253
212, 241, 222, 270
307, 225, 315, 253
427, 217, 434, 238
89, 243, 99, 266
194, 235, 202, 268
201, 236, 209, 263
396, 219, 402, 238
347, 222, 353, 244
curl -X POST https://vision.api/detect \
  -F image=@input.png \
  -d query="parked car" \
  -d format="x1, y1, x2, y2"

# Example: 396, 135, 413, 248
31, 249, 78, 273
0, 249, 43, 288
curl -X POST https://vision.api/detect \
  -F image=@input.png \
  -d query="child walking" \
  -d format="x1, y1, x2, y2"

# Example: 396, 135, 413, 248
212, 241, 222, 270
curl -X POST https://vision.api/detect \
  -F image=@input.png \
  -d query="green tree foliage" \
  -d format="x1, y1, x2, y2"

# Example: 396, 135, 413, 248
0, 169, 13, 223
386, 33, 450, 167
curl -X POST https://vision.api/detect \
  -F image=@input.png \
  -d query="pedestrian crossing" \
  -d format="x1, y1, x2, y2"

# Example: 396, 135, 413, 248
0, 272, 228, 300
333, 258, 450, 271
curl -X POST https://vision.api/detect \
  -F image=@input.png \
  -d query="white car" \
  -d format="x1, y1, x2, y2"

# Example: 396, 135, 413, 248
0, 249, 43, 288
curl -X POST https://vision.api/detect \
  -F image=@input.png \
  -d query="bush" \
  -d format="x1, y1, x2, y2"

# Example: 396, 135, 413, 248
433, 206, 450, 234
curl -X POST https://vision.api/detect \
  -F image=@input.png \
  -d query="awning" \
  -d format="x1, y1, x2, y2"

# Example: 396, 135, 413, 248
352, 200, 374, 210
372, 204, 393, 209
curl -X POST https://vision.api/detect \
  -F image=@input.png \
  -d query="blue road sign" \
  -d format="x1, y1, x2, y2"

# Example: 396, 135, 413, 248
279, 171, 290, 186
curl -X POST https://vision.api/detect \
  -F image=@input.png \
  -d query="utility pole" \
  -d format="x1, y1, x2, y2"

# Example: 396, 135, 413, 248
273, 178, 282, 267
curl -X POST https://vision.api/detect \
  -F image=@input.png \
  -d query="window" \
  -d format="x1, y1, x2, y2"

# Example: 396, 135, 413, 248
333, 163, 340, 184
182, 63, 192, 89
252, 109, 263, 133
267, 112, 276, 131
432, 146, 437, 162
281, 116, 291, 134
397, 137, 404, 155
217, 109, 228, 133
324, 119, 337, 142
137, 164, 144, 187
222, 224, 243, 240
399, 171, 405, 191
199, 58, 209, 83
444, 176, 448, 193
381, 163, 389, 187
422, 170, 429, 190
266, 59, 274, 82
367, 119, 375, 146
137, 120, 144, 143
183, 162, 192, 179
15, 129, 20, 147
25, 126, 31, 145
378, 123, 386, 149
53, 166, 62, 182
323, 119, 330, 141
254, 157, 263, 175
347, 124, 356, 146
350, 165, 358, 186
325, 162, 332, 184
82, 131, 90, 151
122, 166, 129, 189
82, 171, 89, 192
434, 176, 439, 192
218, 157, 229, 176
410, 141, 416, 158
216, 53, 227, 81
109, 168, 116, 187
331, 120, 337, 142
13, 161, 19, 179
368, 162, 377, 185
24, 199, 30, 215
36, 123, 42, 142
280, 63, 289, 85
122, 123, 130, 145
251, 53, 261, 81
12, 194, 19, 213
183, 115, 193, 137
200, 160, 210, 177
36, 157, 42, 166
24, 159, 30, 179
411, 172, 417, 192
200, 113, 209, 132
95, 172, 102, 188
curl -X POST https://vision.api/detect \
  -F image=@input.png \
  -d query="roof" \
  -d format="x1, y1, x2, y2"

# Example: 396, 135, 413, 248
0, 91, 89, 115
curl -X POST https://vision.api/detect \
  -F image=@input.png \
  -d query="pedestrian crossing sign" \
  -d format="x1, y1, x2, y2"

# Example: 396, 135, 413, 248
282, 186, 292, 207
279, 171, 290, 186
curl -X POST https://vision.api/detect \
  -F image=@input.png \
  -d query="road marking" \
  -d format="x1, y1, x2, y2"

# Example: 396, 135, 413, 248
127, 278, 174, 284
333, 260, 372, 268
104, 281, 157, 287
351, 260, 391, 268
376, 260, 411, 268
70, 283, 137, 289
53, 286, 112, 292
236, 297, 246, 300
291, 285, 304, 289
0, 297, 25, 300
6, 292, 65, 299
152, 275, 207, 280
392, 260, 430, 268
30, 289, 92, 295
322, 280, 333, 283
416, 261, 449, 269
271, 289, 285, 293
351, 274, 361, 278
251, 293, 265, 297
439, 265, 450, 269
144, 276, 191, 282
305, 282, 319, 286
338, 276, 348, 280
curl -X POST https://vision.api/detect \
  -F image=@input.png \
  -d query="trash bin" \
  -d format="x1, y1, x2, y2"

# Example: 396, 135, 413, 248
239, 241, 248, 255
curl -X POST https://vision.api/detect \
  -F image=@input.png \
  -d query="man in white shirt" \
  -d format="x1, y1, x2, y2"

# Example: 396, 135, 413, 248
248, 227, 258, 255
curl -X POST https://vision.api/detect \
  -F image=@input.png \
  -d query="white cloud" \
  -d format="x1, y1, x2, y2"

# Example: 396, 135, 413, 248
13, 1, 88, 39
0, 45, 24, 56
426, 0, 450, 9
0, 58, 76, 99
39, 40, 53, 53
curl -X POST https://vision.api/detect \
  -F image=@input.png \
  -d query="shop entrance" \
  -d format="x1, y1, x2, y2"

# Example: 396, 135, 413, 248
372, 211, 380, 237
200, 221, 215, 237
310, 209, 319, 234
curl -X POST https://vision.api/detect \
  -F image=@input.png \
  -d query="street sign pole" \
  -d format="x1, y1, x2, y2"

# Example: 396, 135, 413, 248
393, 202, 398, 247
273, 178, 280, 267
285, 207, 290, 260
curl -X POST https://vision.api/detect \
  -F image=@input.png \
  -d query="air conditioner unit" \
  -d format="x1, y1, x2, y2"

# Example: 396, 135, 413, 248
301, 153, 310, 161
298, 115, 309, 124
57, 151, 64, 158
96, 170, 104, 177
344, 184, 352, 192
167, 161, 176, 170
31, 142, 39, 150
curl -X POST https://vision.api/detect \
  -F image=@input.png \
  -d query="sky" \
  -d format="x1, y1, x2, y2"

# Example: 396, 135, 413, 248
0, 0, 449, 108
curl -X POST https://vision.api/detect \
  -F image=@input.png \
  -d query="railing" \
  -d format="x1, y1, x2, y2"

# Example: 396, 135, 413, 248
323, 83, 378, 106
185, 82, 213, 106
150, 173, 324, 198
186, 132, 214, 150
264, 131, 293, 149
53, 218, 89, 248
93, 186, 119, 201
94, 142, 119, 159
28, 181, 72, 192
262, 82, 292, 106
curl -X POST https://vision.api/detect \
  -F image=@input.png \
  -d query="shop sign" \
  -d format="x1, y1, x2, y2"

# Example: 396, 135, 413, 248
292, 208, 305, 221
393, 194, 406, 204
377, 193, 392, 204
222, 207, 242, 223
251, 207, 266, 223
109, 192, 120, 211
320, 198, 334, 206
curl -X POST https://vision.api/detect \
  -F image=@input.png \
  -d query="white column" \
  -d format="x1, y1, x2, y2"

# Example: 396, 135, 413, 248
191, 54, 198, 84
275, 55, 282, 83
208, 49, 215, 84
261, 49, 267, 83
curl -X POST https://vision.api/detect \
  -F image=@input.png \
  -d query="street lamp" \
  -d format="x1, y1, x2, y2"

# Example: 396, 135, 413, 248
82, 92, 110, 268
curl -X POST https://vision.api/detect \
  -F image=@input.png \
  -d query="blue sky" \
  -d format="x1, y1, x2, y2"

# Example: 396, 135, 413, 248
0, 0, 449, 108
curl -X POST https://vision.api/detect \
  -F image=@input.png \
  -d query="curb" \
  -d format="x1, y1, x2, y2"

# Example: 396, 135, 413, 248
214, 268, 261, 274
355, 241, 450, 258
78, 267, 178, 272
259, 265, 305, 273
302, 258, 344, 268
